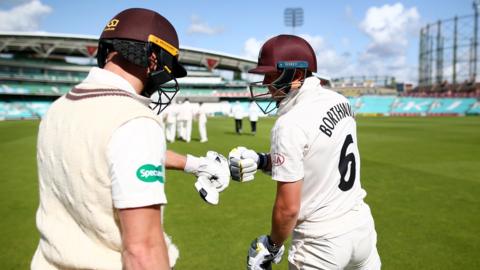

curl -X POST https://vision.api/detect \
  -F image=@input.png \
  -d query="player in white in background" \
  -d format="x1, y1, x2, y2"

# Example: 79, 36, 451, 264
31, 8, 229, 270
248, 101, 260, 134
164, 100, 178, 143
229, 35, 381, 270
175, 99, 183, 139
232, 100, 245, 134
177, 98, 194, 142
184, 99, 194, 142
197, 102, 208, 143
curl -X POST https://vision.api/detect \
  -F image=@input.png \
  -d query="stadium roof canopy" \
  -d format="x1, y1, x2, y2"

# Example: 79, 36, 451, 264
0, 31, 257, 72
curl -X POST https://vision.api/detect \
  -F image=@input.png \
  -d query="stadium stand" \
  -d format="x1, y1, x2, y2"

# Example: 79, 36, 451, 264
391, 97, 435, 115
0, 32, 262, 120
1, 33, 478, 120
428, 98, 477, 115
0, 101, 35, 120
346, 96, 479, 116
467, 101, 480, 115
332, 76, 398, 97
0, 82, 72, 95
2, 93, 479, 120
354, 96, 396, 115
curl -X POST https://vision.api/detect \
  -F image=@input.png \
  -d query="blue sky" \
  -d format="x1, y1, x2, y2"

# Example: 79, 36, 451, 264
0, 0, 477, 83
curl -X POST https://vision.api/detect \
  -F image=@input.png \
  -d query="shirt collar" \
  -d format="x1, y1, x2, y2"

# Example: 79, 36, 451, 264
78, 67, 151, 106
277, 76, 322, 116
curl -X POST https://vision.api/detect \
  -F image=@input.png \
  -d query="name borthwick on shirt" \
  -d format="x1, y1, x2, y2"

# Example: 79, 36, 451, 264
319, 102, 354, 137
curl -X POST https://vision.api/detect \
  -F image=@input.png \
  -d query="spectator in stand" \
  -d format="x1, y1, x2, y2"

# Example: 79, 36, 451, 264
232, 101, 244, 134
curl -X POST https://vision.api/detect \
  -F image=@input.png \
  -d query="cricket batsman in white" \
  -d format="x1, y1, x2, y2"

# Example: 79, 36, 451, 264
229, 35, 381, 270
32, 8, 229, 270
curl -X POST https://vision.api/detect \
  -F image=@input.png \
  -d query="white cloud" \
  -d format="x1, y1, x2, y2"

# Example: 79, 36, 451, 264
243, 37, 264, 60
358, 3, 421, 82
187, 15, 224, 36
242, 3, 421, 83
0, 0, 51, 31
299, 34, 354, 76
360, 3, 420, 57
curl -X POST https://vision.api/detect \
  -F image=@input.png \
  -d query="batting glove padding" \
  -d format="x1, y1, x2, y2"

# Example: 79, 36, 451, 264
247, 235, 285, 270
185, 151, 230, 205
194, 174, 219, 205
228, 146, 259, 182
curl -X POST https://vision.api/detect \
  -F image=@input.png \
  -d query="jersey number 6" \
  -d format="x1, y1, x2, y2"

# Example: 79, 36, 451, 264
338, 134, 356, 191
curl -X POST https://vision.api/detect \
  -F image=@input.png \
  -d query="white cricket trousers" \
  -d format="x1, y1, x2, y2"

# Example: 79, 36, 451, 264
199, 120, 207, 142
166, 122, 176, 142
177, 120, 184, 139
185, 119, 192, 142
288, 219, 381, 270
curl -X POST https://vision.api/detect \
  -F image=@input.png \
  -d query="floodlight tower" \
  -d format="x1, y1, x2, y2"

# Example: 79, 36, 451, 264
284, 8, 304, 34
472, 0, 480, 81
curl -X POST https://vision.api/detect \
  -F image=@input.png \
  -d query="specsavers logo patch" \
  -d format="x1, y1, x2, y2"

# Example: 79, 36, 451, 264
136, 164, 164, 183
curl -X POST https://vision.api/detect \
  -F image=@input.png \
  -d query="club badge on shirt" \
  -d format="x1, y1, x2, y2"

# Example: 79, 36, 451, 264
136, 164, 164, 183
272, 153, 285, 166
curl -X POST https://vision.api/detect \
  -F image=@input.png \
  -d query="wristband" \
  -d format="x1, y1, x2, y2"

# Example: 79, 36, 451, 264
184, 155, 200, 173
257, 152, 268, 170
267, 235, 281, 253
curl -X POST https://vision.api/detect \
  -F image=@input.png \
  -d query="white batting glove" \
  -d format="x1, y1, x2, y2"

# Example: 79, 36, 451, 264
247, 235, 285, 270
185, 151, 230, 205
228, 146, 259, 182
194, 174, 220, 205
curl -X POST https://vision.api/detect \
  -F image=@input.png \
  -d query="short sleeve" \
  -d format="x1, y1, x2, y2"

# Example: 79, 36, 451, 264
108, 117, 167, 209
270, 119, 308, 182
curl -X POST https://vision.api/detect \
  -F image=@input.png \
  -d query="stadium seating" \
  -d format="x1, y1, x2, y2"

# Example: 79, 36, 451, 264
177, 76, 224, 85
25, 101, 52, 117
391, 97, 435, 115
0, 102, 5, 120
177, 88, 216, 97
466, 101, 480, 115
0, 83, 73, 95
347, 96, 480, 116
215, 88, 250, 98
1, 96, 479, 121
0, 100, 53, 119
0, 58, 89, 83
354, 95, 396, 115
428, 98, 477, 115
177, 87, 250, 98
0, 101, 35, 119
347, 97, 362, 112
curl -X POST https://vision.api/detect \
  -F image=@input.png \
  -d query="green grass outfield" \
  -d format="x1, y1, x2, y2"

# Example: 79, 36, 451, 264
1, 116, 479, 269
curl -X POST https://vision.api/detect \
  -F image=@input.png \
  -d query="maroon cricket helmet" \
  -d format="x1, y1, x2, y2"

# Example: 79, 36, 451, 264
99, 8, 186, 78
249, 35, 317, 74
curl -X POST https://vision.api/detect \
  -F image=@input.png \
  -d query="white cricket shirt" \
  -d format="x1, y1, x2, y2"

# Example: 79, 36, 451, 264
80, 67, 167, 208
177, 101, 194, 121
232, 103, 245, 119
198, 104, 208, 123
249, 103, 260, 122
271, 76, 371, 238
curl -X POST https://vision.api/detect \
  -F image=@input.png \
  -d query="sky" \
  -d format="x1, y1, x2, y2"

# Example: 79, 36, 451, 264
0, 0, 477, 83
